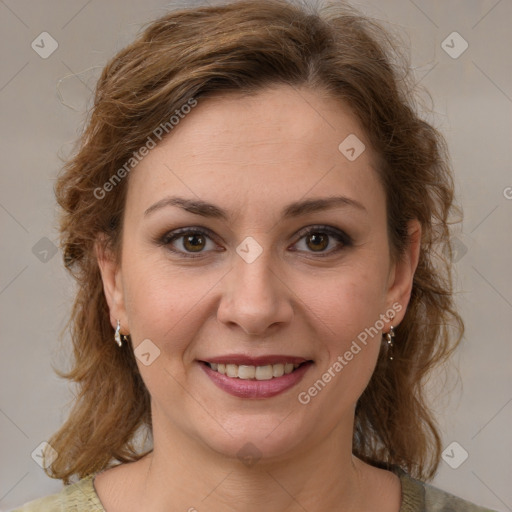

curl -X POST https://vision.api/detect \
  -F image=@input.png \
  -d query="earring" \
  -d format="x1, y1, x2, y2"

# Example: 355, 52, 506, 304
384, 325, 395, 361
114, 320, 122, 347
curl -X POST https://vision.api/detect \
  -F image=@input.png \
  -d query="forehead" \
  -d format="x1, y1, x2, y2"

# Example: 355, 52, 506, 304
125, 84, 384, 223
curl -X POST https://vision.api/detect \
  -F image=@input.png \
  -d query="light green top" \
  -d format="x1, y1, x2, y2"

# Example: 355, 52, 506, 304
10, 466, 498, 511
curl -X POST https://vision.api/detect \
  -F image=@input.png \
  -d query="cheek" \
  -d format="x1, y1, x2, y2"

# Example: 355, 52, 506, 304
121, 253, 219, 355
297, 262, 389, 397
307, 264, 388, 344
301, 281, 385, 405
292, 270, 388, 423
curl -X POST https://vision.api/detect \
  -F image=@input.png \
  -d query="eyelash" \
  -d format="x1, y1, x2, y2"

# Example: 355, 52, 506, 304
157, 225, 352, 259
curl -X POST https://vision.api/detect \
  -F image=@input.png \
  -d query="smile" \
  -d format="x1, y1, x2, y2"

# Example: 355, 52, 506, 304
199, 356, 313, 399
206, 362, 302, 380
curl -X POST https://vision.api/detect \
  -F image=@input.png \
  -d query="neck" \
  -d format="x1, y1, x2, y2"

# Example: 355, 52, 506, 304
134, 410, 368, 512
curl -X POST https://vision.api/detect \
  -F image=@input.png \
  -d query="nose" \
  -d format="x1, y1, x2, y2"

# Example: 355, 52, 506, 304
216, 247, 294, 336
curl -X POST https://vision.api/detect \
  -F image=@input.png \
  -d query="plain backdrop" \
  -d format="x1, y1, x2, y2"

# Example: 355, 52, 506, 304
0, 0, 511, 510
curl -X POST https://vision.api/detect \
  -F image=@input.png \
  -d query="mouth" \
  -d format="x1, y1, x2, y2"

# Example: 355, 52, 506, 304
198, 355, 313, 399
202, 361, 307, 380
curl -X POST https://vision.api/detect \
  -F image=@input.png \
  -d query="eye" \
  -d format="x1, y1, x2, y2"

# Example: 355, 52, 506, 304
158, 227, 221, 258
291, 225, 352, 257
157, 225, 352, 259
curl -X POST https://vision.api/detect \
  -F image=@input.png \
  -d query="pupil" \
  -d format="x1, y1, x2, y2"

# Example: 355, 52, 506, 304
185, 234, 204, 251
308, 233, 328, 251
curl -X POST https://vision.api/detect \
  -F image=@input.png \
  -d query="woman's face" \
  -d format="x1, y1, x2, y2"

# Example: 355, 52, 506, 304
98, 84, 419, 463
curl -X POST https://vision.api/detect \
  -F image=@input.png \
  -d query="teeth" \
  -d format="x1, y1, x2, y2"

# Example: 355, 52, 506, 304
238, 365, 255, 379
226, 364, 238, 378
255, 365, 273, 380
208, 362, 302, 380
272, 364, 284, 377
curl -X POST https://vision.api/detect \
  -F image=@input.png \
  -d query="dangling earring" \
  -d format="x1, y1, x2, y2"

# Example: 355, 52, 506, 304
114, 320, 122, 347
384, 325, 395, 361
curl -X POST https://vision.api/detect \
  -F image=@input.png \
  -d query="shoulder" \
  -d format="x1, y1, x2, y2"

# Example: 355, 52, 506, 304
8, 492, 61, 512
423, 480, 497, 512
9, 475, 105, 512
391, 465, 499, 512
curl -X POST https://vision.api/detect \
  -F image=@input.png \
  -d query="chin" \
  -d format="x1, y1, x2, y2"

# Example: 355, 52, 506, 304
194, 412, 310, 465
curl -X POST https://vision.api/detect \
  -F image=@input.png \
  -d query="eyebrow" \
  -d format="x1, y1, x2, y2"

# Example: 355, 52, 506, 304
144, 195, 367, 220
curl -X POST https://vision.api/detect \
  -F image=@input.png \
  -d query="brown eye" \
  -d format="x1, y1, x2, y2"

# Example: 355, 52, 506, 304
292, 225, 352, 257
158, 227, 222, 259
182, 233, 206, 252
305, 232, 329, 252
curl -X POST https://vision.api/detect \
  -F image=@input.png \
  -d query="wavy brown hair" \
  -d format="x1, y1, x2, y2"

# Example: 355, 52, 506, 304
46, 0, 464, 484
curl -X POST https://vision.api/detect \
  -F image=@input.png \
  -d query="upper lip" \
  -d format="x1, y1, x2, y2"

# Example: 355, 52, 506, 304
200, 354, 311, 366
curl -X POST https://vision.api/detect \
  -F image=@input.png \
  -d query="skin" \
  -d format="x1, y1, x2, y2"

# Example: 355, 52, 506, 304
95, 83, 421, 512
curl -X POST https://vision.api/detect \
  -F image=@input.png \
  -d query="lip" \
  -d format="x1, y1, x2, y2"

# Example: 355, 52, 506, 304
202, 354, 309, 366
199, 359, 313, 399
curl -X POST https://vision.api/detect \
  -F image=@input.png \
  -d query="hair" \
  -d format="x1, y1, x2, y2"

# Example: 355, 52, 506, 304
46, 0, 464, 484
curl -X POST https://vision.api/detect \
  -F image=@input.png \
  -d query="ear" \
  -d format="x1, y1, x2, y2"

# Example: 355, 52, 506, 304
385, 219, 422, 326
95, 234, 130, 334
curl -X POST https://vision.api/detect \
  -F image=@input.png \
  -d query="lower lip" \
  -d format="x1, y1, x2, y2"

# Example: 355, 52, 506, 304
200, 362, 313, 399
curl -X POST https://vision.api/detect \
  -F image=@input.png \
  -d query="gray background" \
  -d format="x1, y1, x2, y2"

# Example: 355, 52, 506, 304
0, 0, 511, 510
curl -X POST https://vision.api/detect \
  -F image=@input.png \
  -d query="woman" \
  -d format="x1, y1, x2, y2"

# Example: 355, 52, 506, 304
12, 0, 499, 510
